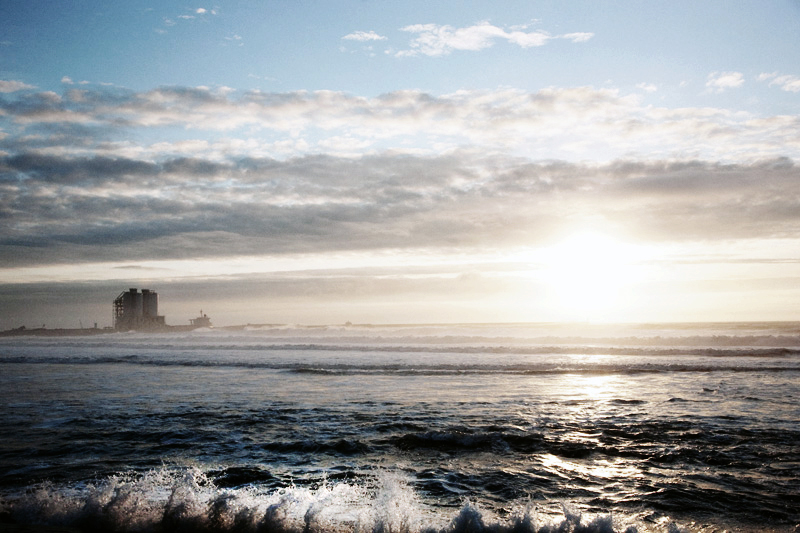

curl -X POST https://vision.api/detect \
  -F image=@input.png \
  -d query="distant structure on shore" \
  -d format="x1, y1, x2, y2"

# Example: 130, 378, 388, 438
113, 288, 166, 331
1, 289, 212, 336
190, 310, 212, 328
113, 288, 211, 331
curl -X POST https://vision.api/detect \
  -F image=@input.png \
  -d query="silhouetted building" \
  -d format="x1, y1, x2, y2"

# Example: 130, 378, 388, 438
113, 288, 166, 331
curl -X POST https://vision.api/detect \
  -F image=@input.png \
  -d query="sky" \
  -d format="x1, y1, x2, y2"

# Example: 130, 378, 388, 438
1, 0, 800, 328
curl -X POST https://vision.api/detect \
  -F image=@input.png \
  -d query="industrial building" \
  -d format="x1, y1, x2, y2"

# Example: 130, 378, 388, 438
113, 288, 166, 331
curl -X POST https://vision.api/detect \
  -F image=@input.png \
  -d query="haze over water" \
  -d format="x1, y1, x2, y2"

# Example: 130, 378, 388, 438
2, 2, 800, 326
1, 322, 798, 532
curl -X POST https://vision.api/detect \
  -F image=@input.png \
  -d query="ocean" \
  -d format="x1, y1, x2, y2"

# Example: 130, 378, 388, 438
0, 322, 798, 533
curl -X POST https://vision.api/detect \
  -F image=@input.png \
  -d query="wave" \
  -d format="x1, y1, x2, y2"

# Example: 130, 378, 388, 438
4, 336, 800, 351
2, 354, 799, 376
0, 467, 696, 533
4, 320, 800, 350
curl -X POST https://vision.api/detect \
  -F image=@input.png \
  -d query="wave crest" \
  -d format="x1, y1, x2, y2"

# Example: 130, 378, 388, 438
1, 467, 688, 533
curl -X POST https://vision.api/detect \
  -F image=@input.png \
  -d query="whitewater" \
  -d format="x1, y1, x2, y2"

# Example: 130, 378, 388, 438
0, 322, 798, 532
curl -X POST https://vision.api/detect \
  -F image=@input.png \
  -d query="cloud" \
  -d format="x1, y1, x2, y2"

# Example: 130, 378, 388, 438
224, 34, 243, 46
561, 32, 594, 43
772, 75, 800, 92
342, 30, 387, 42
61, 76, 90, 86
0, 80, 35, 93
395, 22, 590, 57
159, 7, 217, 32
397, 22, 504, 56
2, 152, 160, 184
636, 82, 658, 93
706, 71, 745, 92
758, 71, 800, 92
2, 84, 799, 165
1, 148, 799, 270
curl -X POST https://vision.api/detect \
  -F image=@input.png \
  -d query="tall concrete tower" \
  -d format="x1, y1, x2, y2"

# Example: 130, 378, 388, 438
113, 288, 166, 331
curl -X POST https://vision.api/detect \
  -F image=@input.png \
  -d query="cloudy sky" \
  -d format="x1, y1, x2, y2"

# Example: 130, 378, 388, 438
2, 1, 800, 328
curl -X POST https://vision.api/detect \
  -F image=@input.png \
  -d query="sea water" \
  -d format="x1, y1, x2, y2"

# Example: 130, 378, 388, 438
0, 322, 798, 532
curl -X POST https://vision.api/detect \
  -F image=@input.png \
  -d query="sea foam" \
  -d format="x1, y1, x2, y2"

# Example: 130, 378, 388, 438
1, 467, 685, 533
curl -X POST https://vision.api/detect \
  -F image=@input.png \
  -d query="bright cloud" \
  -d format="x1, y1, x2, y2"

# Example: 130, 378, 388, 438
561, 32, 594, 43
2, 85, 798, 164
397, 22, 507, 56
758, 72, 800, 93
342, 30, 387, 42
2, 83, 800, 288
706, 71, 745, 92
396, 22, 590, 57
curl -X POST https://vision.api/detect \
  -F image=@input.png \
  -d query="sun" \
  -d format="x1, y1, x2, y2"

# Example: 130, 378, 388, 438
538, 231, 642, 320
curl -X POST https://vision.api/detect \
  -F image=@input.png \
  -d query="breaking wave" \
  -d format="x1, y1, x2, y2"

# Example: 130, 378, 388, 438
0, 467, 690, 533
2, 352, 799, 376
2, 323, 799, 532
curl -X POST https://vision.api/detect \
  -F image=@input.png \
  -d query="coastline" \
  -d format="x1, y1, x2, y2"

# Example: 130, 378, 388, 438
0, 324, 208, 337
0, 327, 113, 338
2, 320, 799, 338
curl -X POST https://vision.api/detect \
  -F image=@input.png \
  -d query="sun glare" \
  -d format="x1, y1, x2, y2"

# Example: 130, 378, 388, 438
539, 232, 642, 320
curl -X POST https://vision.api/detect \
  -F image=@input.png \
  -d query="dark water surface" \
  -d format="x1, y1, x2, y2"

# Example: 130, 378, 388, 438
1, 323, 799, 532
